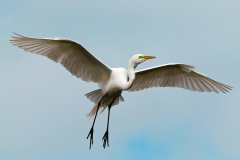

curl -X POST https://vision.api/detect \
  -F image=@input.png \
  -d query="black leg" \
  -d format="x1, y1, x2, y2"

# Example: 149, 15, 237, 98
87, 96, 104, 150
102, 98, 116, 148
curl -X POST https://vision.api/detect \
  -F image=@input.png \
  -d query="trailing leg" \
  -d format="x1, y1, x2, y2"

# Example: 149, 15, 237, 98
87, 96, 104, 149
102, 98, 116, 148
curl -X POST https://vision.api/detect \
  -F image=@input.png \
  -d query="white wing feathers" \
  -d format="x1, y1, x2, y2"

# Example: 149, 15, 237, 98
10, 33, 111, 83
129, 64, 232, 93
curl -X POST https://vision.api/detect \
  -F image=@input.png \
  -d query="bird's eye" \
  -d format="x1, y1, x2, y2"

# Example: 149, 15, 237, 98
139, 56, 144, 59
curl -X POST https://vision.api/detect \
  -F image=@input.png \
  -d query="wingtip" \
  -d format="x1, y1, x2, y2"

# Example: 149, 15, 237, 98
12, 32, 24, 37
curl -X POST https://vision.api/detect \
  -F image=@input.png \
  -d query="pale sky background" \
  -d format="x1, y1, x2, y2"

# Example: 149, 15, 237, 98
0, 0, 239, 160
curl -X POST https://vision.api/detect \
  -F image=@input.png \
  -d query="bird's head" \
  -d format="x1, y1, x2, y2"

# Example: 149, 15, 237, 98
129, 54, 156, 68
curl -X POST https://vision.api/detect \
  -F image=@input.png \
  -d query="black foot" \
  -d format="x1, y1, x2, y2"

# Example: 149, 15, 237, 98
87, 127, 94, 149
102, 130, 109, 148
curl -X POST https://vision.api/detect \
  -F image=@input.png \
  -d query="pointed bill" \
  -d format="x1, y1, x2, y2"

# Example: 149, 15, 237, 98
144, 56, 156, 59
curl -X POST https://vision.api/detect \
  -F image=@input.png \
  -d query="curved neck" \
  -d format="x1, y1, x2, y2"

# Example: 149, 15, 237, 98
123, 61, 136, 90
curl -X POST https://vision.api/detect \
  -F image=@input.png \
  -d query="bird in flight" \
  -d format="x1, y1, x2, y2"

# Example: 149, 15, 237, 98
10, 33, 232, 149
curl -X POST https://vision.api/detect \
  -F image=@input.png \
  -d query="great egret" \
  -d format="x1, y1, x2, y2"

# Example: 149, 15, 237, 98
10, 33, 232, 149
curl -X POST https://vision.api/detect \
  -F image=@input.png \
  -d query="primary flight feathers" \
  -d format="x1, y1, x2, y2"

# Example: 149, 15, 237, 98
10, 32, 111, 83
130, 64, 232, 93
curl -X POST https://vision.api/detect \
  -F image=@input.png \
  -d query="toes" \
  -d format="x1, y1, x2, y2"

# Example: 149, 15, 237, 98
102, 133, 109, 148
87, 128, 94, 149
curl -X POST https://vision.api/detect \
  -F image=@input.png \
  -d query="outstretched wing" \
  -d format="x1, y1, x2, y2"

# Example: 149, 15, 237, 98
128, 63, 232, 93
10, 33, 111, 83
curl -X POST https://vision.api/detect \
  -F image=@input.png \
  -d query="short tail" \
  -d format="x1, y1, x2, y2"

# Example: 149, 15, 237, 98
85, 89, 124, 117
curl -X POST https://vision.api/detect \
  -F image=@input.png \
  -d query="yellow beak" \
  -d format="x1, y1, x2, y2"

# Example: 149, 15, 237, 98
144, 56, 156, 59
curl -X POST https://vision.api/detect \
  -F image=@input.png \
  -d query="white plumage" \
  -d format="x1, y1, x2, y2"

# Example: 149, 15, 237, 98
129, 63, 231, 93
10, 33, 232, 149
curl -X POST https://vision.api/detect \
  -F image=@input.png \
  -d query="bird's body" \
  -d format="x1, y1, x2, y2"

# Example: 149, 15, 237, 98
10, 33, 233, 149
103, 67, 129, 93
88, 68, 127, 115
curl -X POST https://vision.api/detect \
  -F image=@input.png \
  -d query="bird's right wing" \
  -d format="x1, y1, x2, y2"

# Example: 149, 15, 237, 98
10, 33, 111, 83
128, 63, 232, 93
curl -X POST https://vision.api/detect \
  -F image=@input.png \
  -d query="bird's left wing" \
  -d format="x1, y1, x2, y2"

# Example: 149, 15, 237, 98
10, 33, 111, 83
128, 63, 232, 93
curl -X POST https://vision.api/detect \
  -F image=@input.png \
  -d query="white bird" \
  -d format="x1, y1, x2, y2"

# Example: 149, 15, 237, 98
10, 33, 232, 149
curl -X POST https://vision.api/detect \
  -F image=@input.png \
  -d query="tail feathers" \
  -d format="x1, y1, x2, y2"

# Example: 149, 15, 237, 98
85, 89, 102, 103
85, 89, 124, 117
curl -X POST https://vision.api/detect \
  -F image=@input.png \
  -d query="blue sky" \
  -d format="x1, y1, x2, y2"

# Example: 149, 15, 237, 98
0, 0, 239, 159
